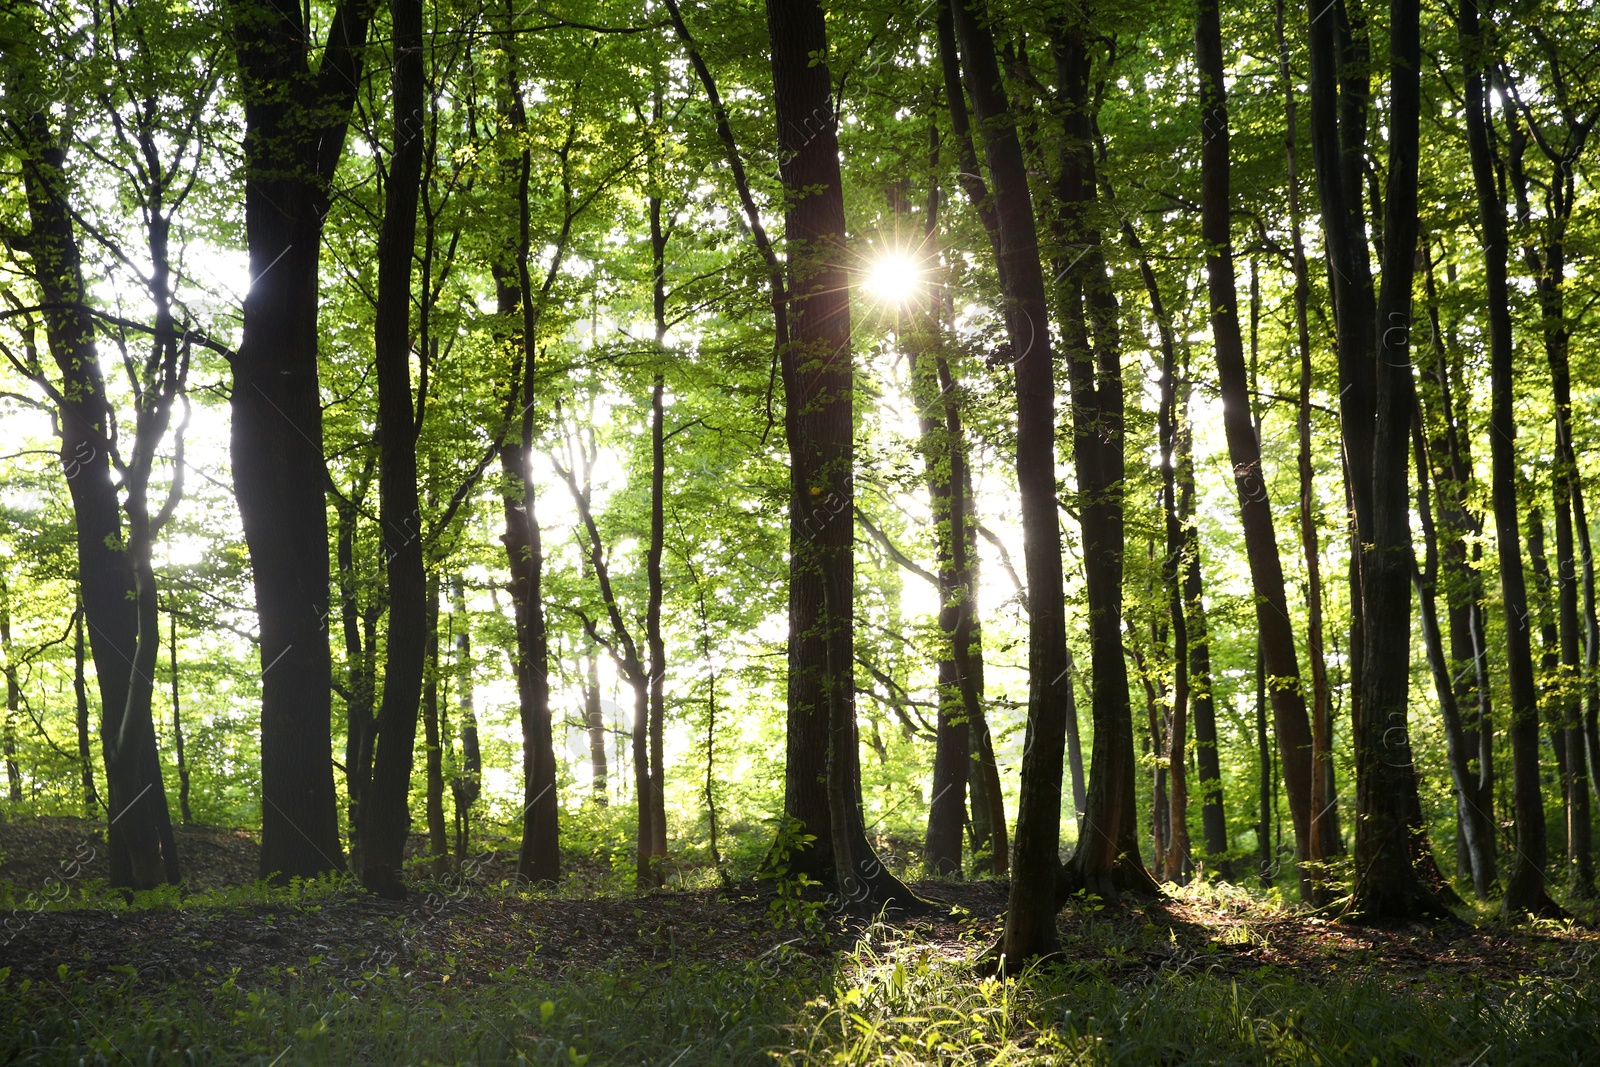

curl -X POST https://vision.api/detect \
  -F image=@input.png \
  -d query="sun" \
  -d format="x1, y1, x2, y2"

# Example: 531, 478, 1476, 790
863, 252, 921, 305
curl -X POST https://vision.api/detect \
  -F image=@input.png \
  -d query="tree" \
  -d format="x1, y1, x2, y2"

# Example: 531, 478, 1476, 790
226, 0, 373, 882
1457, 0, 1562, 919
946, 0, 1074, 961
1197, 0, 1316, 899
767, 0, 919, 912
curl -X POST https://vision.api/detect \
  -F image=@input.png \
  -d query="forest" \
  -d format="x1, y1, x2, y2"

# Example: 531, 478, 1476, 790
0, 0, 1598, 1060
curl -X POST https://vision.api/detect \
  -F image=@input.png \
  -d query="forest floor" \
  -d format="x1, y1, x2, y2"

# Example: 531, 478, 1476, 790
1, 816, 1597, 1065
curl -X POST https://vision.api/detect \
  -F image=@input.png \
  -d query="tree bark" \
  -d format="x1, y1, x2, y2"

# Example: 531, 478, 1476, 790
1457, 0, 1560, 919
768, 0, 920, 913
423, 576, 449, 877
1413, 414, 1495, 898
903, 172, 968, 879
169, 611, 190, 824
11, 96, 178, 888
448, 577, 481, 861
494, 54, 561, 882
647, 189, 670, 864
1197, 0, 1315, 898
946, 0, 1073, 960
359, 0, 428, 900
227, 0, 371, 882
1275, 0, 1339, 891
74, 603, 99, 814
1050, 20, 1159, 905
1346, 0, 1448, 920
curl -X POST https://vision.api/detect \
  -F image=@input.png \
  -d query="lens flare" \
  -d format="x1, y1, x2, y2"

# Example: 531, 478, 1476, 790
864, 253, 920, 304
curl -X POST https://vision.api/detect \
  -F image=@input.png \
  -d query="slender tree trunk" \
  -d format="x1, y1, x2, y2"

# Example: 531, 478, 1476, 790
1504, 99, 1596, 899
423, 576, 449, 876
74, 604, 99, 814
1, 574, 22, 804
909, 195, 969, 877
1197, 0, 1315, 897
448, 577, 481, 862
493, 44, 561, 885
946, 0, 1073, 959
1101, 142, 1192, 884
1063, 646, 1087, 825
1275, 0, 1338, 892
169, 611, 190, 824
226, 0, 366, 884
1413, 416, 1495, 897
13, 102, 177, 887
768, 0, 920, 913
647, 192, 670, 864
1419, 237, 1498, 889
359, 0, 428, 900
1458, 0, 1559, 919
584, 653, 607, 803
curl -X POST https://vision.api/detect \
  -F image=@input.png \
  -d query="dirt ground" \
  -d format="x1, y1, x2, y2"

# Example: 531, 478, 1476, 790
1, 816, 1594, 997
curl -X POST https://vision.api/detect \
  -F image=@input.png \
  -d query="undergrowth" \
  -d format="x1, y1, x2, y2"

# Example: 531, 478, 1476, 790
2, 880, 1596, 1066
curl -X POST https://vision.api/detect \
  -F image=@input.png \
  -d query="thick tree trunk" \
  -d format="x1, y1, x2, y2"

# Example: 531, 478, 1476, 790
228, 0, 370, 883
1197, 0, 1314, 898
768, 0, 921, 912
360, 0, 428, 900
1348, 0, 1446, 920
1051, 20, 1158, 905
1457, 0, 1559, 920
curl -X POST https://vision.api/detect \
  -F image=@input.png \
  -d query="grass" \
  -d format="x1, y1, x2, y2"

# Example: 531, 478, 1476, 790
2, 878, 1596, 1066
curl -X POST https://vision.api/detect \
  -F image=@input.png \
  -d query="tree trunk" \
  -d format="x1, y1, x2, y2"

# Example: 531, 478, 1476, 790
934, 16, 1009, 875
1, 574, 21, 804
74, 603, 99, 814
1275, 0, 1338, 892
945, 0, 1073, 959
1419, 236, 1498, 890
768, 0, 921, 913
448, 577, 481, 861
1457, 0, 1559, 919
169, 611, 191, 824
423, 576, 449, 877
584, 653, 607, 803
227, 0, 370, 883
1413, 415, 1495, 898
1051, 21, 1159, 905
647, 191, 671, 864
493, 101, 561, 886
1196, 0, 1315, 899
896, 165, 967, 879
13, 101, 177, 888
1347, 0, 1446, 920
359, 0, 428, 900
1504, 91, 1596, 899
